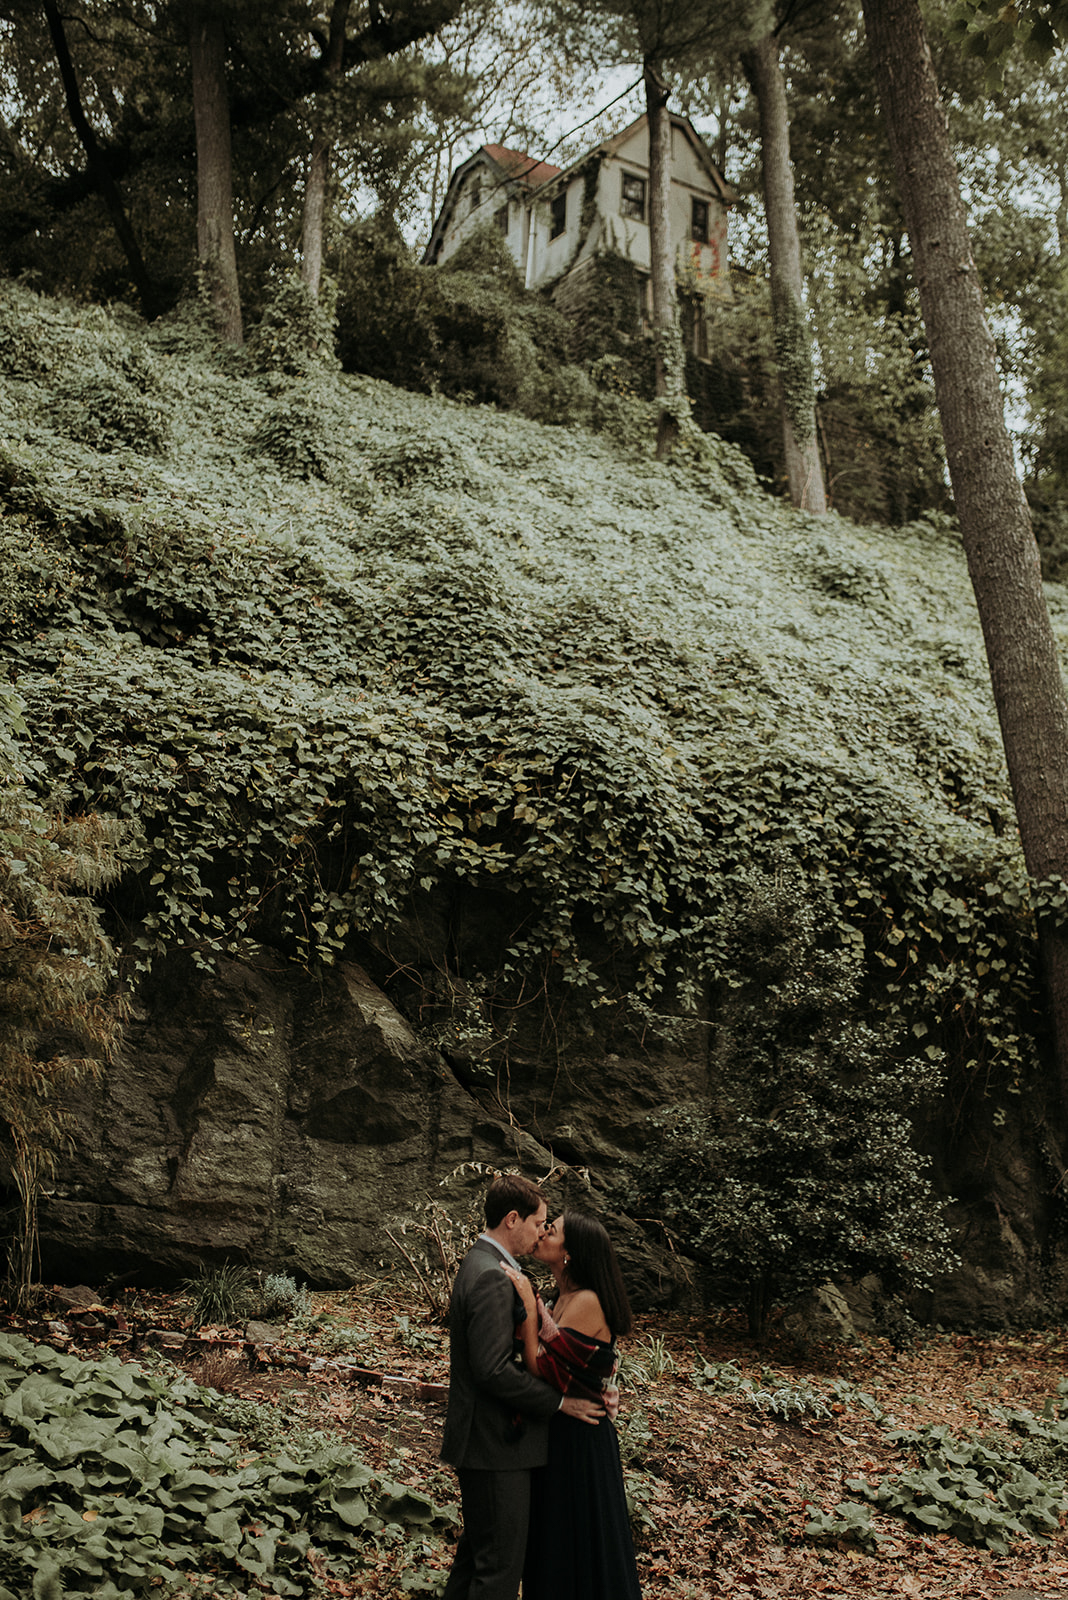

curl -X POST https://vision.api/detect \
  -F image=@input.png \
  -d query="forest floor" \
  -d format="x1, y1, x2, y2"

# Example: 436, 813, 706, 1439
30, 1274, 1068, 1600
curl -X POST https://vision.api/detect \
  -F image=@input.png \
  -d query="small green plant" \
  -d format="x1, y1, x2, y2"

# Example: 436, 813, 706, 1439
623, 1467, 659, 1541
691, 1355, 747, 1394
180, 1262, 256, 1327
690, 1355, 830, 1420
826, 1378, 886, 1420
255, 1271, 309, 1320
989, 1386, 1068, 1481
312, 1321, 376, 1358
393, 1314, 444, 1358
748, 1376, 831, 1423
804, 1498, 880, 1552
616, 1401, 653, 1470
848, 1423, 1067, 1552
618, 1333, 676, 1389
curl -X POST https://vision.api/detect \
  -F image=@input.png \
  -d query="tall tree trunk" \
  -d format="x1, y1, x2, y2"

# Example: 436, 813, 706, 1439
643, 60, 688, 459
863, 0, 1068, 1114
42, 0, 163, 318
741, 33, 827, 513
300, 0, 350, 299
189, 4, 242, 343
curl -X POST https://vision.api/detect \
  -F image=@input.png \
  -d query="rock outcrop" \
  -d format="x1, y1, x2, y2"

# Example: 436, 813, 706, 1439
34, 952, 692, 1303
20, 943, 1068, 1328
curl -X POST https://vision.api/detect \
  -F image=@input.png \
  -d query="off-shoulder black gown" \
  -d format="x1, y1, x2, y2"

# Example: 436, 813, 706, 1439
521, 1313, 642, 1599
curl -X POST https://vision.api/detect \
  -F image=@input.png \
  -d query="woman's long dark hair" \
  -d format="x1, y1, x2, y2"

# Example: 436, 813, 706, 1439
561, 1210, 633, 1337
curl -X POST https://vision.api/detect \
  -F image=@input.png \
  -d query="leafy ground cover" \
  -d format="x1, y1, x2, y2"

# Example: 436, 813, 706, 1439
4, 1277, 1068, 1598
2, 277, 1061, 1119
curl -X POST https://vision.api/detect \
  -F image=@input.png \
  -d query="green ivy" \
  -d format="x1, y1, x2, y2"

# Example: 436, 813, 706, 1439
0, 278, 1056, 1123
771, 282, 817, 446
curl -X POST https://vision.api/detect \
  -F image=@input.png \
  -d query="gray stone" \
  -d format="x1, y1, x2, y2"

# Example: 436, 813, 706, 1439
782, 1283, 857, 1345
48, 1285, 102, 1311
246, 1320, 283, 1345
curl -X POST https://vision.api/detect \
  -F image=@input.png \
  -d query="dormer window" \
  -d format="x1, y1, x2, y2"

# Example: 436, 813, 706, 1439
621, 172, 646, 221
550, 191, 567, 239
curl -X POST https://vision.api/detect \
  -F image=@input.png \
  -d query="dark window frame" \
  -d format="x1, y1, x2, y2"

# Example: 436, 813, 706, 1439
691, 197, 710, 244
620, 171, 646, 221
549, 191, 567, 239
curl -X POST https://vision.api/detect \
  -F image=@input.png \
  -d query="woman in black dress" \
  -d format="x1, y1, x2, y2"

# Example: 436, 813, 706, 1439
503, 1210, 643, 1600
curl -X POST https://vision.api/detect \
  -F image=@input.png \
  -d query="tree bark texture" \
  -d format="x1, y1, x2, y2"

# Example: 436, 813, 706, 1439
189, 5, 243, 343
740, 33, 827, 513
863, 0, 1068, 1112
300, 0, 350, 298
42, 0, 163, 319
643, 61, 688, 459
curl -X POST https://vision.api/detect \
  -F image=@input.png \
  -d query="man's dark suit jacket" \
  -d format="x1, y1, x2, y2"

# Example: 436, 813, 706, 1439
441, 1238, 560, 1471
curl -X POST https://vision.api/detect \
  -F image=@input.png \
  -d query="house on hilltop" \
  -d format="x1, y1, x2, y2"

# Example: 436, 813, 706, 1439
423, 113, 737, 355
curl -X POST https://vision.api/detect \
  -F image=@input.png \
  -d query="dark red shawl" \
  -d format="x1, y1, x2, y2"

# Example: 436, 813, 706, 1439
531, 1296, 618, 1406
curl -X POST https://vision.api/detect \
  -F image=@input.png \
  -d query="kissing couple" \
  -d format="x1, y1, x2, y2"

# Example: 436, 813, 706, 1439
440, 1173, 643, 1599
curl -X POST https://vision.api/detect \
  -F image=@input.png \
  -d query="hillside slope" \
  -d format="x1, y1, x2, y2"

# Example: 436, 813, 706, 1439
1, 281, 1064, 1313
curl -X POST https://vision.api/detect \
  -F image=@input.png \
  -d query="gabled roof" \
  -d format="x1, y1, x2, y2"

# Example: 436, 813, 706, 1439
482, 145, 562, 188
423, 142, 561, 264
533, 113, 737, 206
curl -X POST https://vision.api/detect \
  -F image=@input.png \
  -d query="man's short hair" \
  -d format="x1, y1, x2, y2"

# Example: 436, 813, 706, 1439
484, 1173, 544, 1229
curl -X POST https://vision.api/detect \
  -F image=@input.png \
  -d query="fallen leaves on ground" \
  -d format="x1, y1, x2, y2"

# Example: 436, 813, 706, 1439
13, 1277, 1068, 1599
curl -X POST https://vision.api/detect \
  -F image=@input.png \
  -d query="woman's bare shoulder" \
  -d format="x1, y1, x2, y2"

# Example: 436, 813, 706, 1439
560, 1289, 609, 1337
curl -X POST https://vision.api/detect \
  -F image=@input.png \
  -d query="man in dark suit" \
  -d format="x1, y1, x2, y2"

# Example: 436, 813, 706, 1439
441, 1173, 605, 1599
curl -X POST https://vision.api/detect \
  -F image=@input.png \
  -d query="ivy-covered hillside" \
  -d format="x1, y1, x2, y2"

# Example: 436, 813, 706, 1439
0, 279, 1060, 1113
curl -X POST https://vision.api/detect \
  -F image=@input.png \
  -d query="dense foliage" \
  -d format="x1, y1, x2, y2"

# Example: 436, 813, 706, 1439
0, 1331, 452, 1597
0, 281, 1057, 1151
0, 708, 129, 1306
635, 871, 958, 1338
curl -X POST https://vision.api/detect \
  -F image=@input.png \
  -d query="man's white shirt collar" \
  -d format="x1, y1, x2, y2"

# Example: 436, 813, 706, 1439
478, 1231, 521, 1272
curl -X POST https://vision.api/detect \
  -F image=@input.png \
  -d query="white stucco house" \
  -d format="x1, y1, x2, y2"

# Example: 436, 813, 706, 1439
423, 113, 736, 352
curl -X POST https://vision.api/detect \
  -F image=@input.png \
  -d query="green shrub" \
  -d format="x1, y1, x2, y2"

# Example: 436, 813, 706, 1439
635, 868, 959, 1339
181, 1262, 256, 1327
256, 1272, 309, 1320
249, 387, 337, 480
49, 369, 167, 453
247, 272, 339, 378
0, 777, 128, 1310
335, 218, 592, 425
334, 215, 442, 390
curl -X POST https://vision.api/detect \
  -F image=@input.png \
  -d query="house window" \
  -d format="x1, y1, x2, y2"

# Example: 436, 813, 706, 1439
494, 205, 509, 234
691, 198, 710, 244
621, 172, 646, 221
468, 179, 481, 215
550, 191, 567, 239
